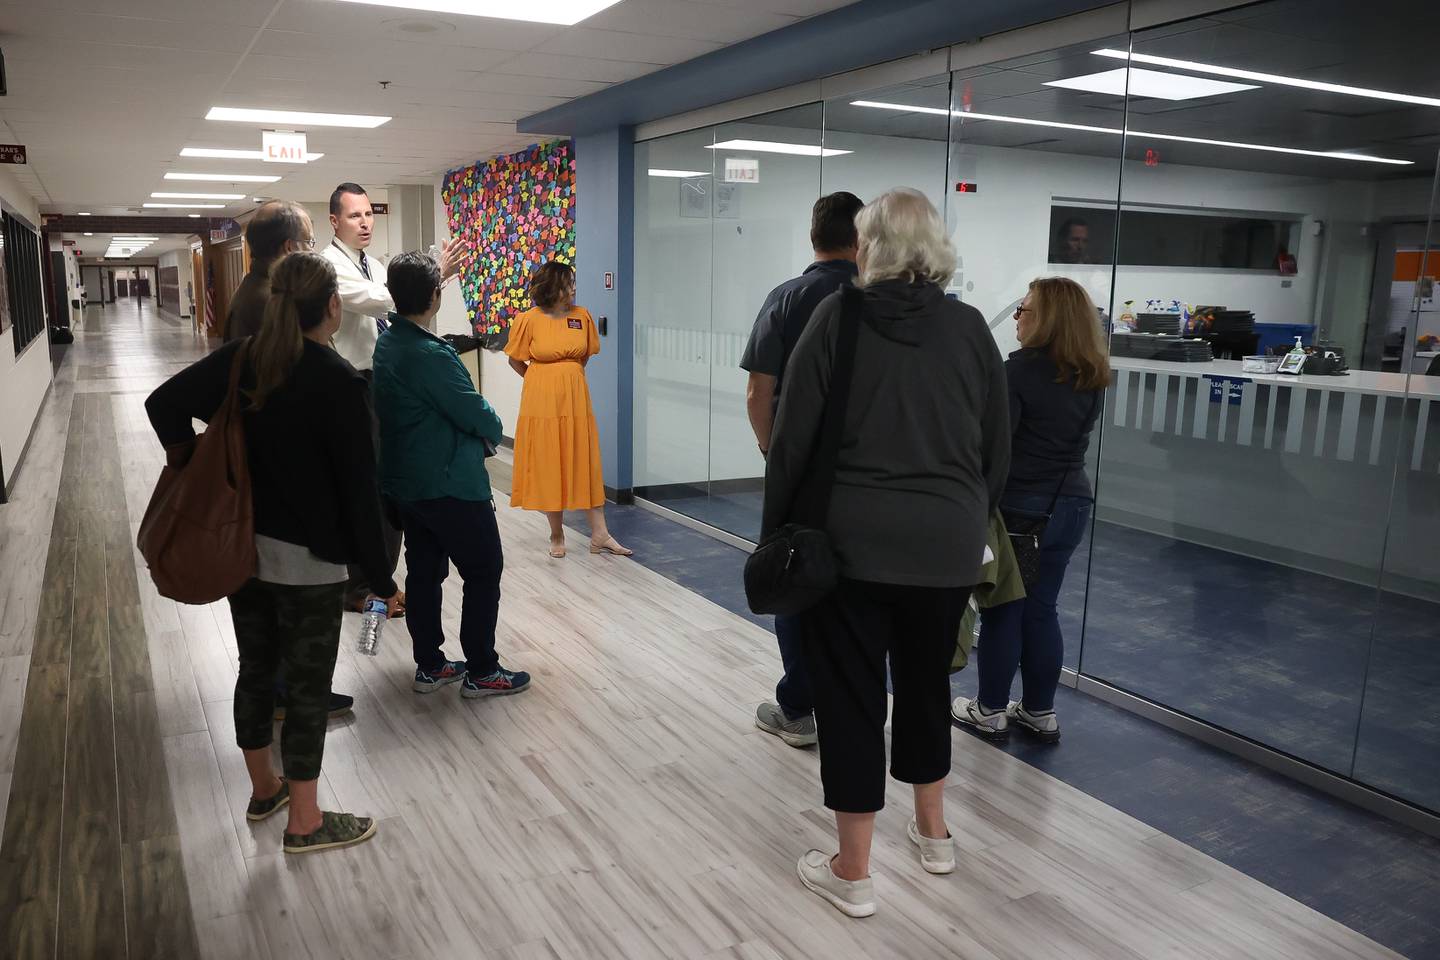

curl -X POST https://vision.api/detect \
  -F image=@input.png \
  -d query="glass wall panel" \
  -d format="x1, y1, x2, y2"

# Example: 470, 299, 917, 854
942, 32, 1132, 673
1354, 175, 1439, 809
704, 105, 823, 540
1082, 0, 1438, 779
633, 128, 716, 506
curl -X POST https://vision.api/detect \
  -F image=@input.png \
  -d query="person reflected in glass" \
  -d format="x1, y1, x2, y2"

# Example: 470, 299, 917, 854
506, 260, 631, 559
762, 189, 1010, 918
953, 277, 1110, 743
1050, 217, 1092, 264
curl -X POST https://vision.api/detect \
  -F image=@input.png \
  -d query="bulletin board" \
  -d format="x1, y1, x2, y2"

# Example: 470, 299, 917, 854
441, 139, 576, 349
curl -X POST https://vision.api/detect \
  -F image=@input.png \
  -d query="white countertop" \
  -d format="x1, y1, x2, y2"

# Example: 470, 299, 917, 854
1110, 356, 1440, 400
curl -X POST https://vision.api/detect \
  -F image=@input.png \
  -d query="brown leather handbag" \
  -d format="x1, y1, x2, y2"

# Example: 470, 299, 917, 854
137, 342, 257, 604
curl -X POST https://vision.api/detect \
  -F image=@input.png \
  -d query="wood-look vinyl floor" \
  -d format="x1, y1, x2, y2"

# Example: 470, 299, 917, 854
0, 302, 1410, 959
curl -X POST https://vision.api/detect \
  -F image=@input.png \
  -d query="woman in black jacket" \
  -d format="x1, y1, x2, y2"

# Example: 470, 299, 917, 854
146, 252, 397, 855
762, 188, 1010, 918
953, 276, 1109, 744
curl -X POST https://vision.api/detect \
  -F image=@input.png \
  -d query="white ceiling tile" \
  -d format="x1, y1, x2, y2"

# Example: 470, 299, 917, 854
534, 26, 724, 63
582, 0, 799, 42
489, 52, 663, 84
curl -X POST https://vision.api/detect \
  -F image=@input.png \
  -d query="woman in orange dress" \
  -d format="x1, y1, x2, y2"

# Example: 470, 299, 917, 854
506, 261, 632, 559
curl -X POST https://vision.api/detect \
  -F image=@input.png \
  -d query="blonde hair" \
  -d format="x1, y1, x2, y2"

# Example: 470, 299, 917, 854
854, 188, 956, 288
247, 252, 337, 410
1023, 276, 1112, 391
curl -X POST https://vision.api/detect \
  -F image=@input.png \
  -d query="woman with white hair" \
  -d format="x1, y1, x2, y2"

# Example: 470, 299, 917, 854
761, 188, 1010, 917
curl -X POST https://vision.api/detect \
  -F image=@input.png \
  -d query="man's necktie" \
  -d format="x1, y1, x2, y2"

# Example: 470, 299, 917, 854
360, 251, 388, 334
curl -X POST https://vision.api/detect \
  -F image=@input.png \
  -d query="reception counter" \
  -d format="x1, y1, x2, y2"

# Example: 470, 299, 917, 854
1099, 357, 1440, 601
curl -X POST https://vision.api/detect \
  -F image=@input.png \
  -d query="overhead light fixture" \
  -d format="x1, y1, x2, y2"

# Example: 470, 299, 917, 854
849, 101, 1413, 166
206, 106, 390, 128
151, 191, 245, 200
165, 172, 281, 183
143, 203, 227, 209
189, 214, 202, 218
83, 232, 93, 236
1045, 67, 1258, 100
181, 146, 324, 161
1091, 49, 1440, 108
327, 0, 622, 26
648, 168, 710, 178
706, 139, 851, 158
77, 212, 92, 216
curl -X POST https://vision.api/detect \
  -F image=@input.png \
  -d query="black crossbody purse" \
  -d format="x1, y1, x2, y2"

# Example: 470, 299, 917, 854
1004, 392, 1099, 588
744, 289, 864, 616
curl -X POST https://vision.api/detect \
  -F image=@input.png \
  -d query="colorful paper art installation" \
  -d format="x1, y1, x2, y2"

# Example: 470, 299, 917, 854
442, 139, 576, 349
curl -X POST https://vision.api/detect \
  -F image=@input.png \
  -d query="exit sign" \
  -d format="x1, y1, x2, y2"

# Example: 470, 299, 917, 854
263, 130, 308, 163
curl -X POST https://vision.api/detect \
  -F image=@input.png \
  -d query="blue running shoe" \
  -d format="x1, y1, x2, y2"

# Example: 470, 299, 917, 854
461, 666, 531, 699
413, 661, 466, 694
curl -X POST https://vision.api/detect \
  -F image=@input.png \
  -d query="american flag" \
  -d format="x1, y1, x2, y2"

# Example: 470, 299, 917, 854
204, 261, 216, 334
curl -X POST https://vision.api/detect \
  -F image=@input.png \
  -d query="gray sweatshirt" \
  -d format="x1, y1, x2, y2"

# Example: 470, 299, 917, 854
762, 280, 1010, 588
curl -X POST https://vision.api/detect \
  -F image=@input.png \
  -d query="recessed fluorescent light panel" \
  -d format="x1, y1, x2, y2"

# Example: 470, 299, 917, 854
189, 214, 202, 218
144, 203, 227, 209
706, 139, 851, 158
1091, 49, 1440, 108
165, 172, 282, 183
206, 107, 390, 128
328, 0, 622, 26
77, 212, 91, 216
648, 169, 710, 178
151, 192, 245, 200
181, 147, 324, 161
848, 101, 1412, 165
1045, 67, 1258, 100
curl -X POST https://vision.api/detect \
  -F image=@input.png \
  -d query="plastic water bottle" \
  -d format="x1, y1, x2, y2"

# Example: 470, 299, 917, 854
356, 597, 388, 656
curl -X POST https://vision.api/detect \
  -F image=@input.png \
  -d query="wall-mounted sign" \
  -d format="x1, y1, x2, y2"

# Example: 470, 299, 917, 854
955, 181, 979, 193
604, 271, 614, 291
263, 130, 308, 164
0, 144, 26, 164
209, 218, 240, 243
723, 157, 759, 184
371, 202, 388, 215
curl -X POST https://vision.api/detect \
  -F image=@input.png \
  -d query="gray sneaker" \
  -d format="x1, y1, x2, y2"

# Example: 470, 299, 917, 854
951, 697, 1009, 741
755, 702, 817, 747
1008, 702, 1061, 743
797, 850, 875, 918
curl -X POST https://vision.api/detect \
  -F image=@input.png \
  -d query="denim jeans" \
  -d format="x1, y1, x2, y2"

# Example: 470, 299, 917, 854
976, 492, 1092, 713
773, 614, 813, 719
398, 497, 503, 678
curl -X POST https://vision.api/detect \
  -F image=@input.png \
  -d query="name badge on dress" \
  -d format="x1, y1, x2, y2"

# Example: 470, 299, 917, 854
568, 318, 583, 330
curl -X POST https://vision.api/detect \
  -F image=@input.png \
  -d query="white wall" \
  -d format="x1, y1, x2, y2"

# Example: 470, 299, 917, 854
0, 166, 52, 491
157, 248, 196, 318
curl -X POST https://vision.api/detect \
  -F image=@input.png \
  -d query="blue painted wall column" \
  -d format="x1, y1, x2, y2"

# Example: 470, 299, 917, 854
575, 127, 635, 496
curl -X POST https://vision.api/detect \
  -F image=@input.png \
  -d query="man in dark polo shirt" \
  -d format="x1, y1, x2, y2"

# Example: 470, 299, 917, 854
740, 190, 863, 749
223, 200, 314, 342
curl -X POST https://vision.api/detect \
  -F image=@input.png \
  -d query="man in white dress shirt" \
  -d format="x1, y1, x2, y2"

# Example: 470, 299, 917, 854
321, 181, 467, 610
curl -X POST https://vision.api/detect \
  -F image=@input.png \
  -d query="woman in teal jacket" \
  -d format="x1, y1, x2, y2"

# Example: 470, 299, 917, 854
372, 251, 530, 700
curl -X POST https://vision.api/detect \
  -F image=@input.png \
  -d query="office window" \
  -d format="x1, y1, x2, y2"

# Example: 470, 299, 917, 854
4, 210, 46, 355
1049, 204, 1299, 269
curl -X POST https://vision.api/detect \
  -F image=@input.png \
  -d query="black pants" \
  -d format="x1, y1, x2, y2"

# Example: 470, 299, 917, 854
230, 580, 344, 781
398, 497, 503, 677
345, 368, 402, 605
802, 579, 971, 814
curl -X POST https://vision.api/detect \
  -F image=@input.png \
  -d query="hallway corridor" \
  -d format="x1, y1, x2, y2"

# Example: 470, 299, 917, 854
0, 303, 1411, 959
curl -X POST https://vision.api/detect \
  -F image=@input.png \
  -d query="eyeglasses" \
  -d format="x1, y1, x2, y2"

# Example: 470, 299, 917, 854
301, 237, 317, 249
1014, 306, 1033, 319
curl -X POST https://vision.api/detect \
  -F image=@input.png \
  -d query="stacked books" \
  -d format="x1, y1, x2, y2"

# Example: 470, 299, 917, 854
1111, 332, 1214, 362
1136, 312, 1184, 336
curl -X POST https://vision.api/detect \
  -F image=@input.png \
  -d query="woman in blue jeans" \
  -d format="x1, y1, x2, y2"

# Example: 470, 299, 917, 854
953, 276, 1109, 743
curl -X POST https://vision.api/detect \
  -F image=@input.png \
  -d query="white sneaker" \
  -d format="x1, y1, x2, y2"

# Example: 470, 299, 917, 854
951, 697, 1009, 740
907, 818, 955, 875
796, 850, 875, 918
1008, 702, 1060, 743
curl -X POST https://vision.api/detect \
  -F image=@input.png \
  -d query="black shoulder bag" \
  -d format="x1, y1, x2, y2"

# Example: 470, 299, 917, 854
1004, 392, 1100, 588
744, 288, 864, 616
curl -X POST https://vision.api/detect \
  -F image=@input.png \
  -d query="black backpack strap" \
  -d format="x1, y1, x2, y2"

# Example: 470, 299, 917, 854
791, 287, 864, 529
